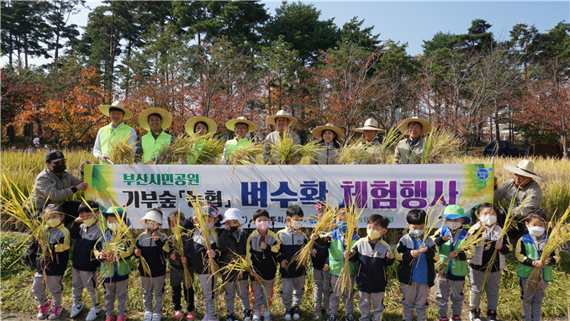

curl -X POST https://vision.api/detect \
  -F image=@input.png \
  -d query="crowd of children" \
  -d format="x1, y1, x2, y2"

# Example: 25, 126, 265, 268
28, 200, 561, 321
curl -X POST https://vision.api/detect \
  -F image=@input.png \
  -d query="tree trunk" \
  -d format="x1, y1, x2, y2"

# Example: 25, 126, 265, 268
494, 108, 501, 155
108, 9, 115, 102
24, 32, 28, 68
6, 125, 15, 145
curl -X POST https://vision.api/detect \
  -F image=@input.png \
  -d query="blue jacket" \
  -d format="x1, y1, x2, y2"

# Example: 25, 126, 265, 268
70, 221, 103, 272
349, 237, 394, 293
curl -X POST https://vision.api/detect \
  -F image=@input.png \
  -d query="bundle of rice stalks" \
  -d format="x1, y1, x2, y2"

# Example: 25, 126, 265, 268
218, 253, 270, 308
334, 202, 363, 296
186, 193, 219, 275
376, 128, 406, 164
188, 135, 225, 165
153, 134, 202, 164
435, 222, 488, 273
336, 138, 375, 165
291, 204, 336, 269
526, 207, 570, 290
400, 127, 463, 164
269, 131, 322, 165
227, 138, 264, 166
110, 136, 137, 164
170, 211, 193, 288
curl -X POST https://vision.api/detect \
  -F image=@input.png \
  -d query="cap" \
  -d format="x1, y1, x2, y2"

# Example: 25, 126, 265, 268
46, 150, 66, 163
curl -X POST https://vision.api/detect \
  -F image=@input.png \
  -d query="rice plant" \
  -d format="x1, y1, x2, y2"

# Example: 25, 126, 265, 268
268, 131, 322, 165
334, 202, 363, 296
291, 204, 336, 269
110, 136, 137, 164
226, 138, 264, 166
187, 136, 225, 165
170, 211, 193, 288
186, 193, 218, 275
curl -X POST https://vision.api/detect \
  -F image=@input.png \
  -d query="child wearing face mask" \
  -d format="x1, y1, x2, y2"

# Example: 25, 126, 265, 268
246, 209, 281, 321
346, 214, 394, 321
134, 208, 170, 321
32, 204, 71, 320
467, 204, 512, 321
311, 205, 331, 319
310, 203, 360, 321
94, 206, 134, 321
433, 205, 473, 321
277, 205, 308, 321
69, 201, 104, 320
516, 213, 559, 321
395, 209, 439, 321
218, 208, 252, 321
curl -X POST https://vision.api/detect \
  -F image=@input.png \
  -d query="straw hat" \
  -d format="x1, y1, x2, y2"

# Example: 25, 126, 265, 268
185, 116, 218, 135
265, 110, 297, 126
355, 118, 386, 133
397, 117, 432, 135
312, 123, 345, 140
99, 101, 133, 120
138, 107, 172, 131
226, 116, 257, 133
503, 160, 543, 180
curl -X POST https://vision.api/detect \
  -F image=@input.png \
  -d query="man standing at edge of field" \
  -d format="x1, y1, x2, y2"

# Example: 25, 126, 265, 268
25, 150, 89, 226
93, 101, 137, 164
134, 107, 174, 164
262, 110, 301, 164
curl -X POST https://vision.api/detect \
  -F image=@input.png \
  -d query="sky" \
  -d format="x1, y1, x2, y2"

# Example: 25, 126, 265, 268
4, 0, 569, 66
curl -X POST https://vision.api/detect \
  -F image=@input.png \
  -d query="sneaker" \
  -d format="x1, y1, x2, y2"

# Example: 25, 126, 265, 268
143, 311, 153, 321
263, 310, 271, 321
292, 306, 300, 320
327, 314, 337, 321
186, 311, 196, 321
37, 299, 52, 320
439, 318, 449, 321
226, 313, 238, 321
105, 316, 116, 321
314, 310, 323, 319
243, 309, 253, 321
70, 303, 84, 318
174, 311, 184, 319
117, 316, 127, 321
86, 305, 103, 321
452, 316, 462, 321
487, 310, 497, 321
152, 313, 162, 321
252, 309, 261, 321
325, 308, 331, 315
469, 309, 481, 321
284, 309, 292, 321
48, 306, 63, 320
345, 313, 355, 321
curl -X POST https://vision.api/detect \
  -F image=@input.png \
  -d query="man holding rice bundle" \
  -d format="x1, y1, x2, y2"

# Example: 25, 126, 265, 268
494, 160, 543, 219
354, 118, 385, 164
93, 101, 137, 164
393, 117, 431, 164
262, 110, 301, 165
135, 107, 174, 164
185, 116, 219, 164
221, 116, 257, 165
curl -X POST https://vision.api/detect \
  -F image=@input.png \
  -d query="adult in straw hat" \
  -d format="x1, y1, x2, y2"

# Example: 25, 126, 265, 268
221, 116, 257, 164
494, 159, 543, 218
311, 123, 344, 164
393, 116, 432, 164
355, 118, 386, 164
93, 101, 137, 164
135, 107, 174, 163
263, 110, 301, 164
185, 116, 218, 137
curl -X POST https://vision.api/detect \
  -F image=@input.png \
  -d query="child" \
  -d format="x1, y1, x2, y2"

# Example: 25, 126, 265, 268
347, 214, 394, 321
134, 208, 170, 321
69, 201, 104, 320
468, 203, 512, 321
516, 213, 559, 321
311, 205, 330, 319
311, 204, 360, 321
395, 209, 439, 321
218, 208, 252, 321
433, 205, 473, 321
94, 206, 134, 321
32, 204, 70, 320
186, 205, 220, 321
277, 205, 308, 321
246, 209, 281, 321
167, 210, 196, 320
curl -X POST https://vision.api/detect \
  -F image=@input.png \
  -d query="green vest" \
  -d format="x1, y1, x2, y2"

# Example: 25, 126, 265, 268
99, 122, 135, 164
224, 137, 252, 160
517, 234, 554, 282
328, 230, 358, 276
141, 131, 172, 163
187, 138, 206, 164
99, 238, 131, 278
438, 228, 468, 277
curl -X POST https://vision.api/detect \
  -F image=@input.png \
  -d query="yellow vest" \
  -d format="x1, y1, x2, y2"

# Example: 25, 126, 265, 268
141, 131, 172, 163
99, 123, 135, 164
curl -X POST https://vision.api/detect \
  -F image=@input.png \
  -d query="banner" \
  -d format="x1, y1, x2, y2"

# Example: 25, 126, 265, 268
84, 164, 494, 229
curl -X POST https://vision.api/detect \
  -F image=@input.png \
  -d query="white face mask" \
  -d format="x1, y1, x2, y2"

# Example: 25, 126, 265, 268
446, 221, 463, 230
528, 226, 545, 237
290, 220, 303, 229
480, 215, 497, 226
108, 223, 118, 231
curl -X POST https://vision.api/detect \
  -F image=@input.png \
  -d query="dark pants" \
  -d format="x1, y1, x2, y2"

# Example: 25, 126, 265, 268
171, 267, 195, 312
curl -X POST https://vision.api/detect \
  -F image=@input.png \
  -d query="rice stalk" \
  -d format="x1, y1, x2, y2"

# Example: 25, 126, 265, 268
153, 133, 211, 164
400, 127, 463, 164
171, 211, 193, 288
227, 137, 263, 166
435, 221, 488, 273
376, 127, 405, 164
291, 204, 335, 269
110, 136, 137, 164
269, 130, 322, 165
186, 193, 218, 275
336, 137, 375, 165
218, 252, 270, 308
334, 202, 363, 296
188, 135, 225, 165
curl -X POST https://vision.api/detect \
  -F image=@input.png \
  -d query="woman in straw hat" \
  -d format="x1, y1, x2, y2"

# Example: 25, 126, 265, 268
354, 118, 385, 164
263, 110, 300, 164
184, 116, 218, 164
393, 117, 432, 164
93, 101, 137, 164
311, 123, 344, 164
221, 116, 257, 165
135, 107, 174, 164
494, 160, 543, 217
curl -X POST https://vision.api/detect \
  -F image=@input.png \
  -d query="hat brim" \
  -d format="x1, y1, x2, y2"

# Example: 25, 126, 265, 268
99, 105, 134, 120
185, 117, 218, 135
266, 114, 297, 126
139, 211, 163, 224
226, 118, 257, 133
355, 126, 386, 133
503, 164, 543, 180
397, 118, 432, 135
312, 125, 345, 140
441, 214, 471, 224
138, 108, 173, 131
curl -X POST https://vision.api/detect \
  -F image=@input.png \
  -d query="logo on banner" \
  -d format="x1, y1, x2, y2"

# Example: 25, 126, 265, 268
477, 167, 490, 180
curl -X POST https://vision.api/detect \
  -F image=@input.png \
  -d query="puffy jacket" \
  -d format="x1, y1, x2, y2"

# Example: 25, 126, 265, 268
186, 228, 219, 275
218, 228, 249, 281
468, 223, 511, 272
277, 228, 308, 278
395, 234, 439, 287
394, 137, 425, 164
433, 227, 474, 280
26, 168, 83, 211
94, 232, 134, 282
168, 219, 195, 271
246, 230, 280, 280
311, 232, 329, 270
70, 221, 103, 272
136, 230, 170, 277
35, 223, 70, 275
349, 237, 394, 293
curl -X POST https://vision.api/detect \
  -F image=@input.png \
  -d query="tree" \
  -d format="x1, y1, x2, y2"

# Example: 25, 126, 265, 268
340, 17, 381, 51
44, 0, 85, 64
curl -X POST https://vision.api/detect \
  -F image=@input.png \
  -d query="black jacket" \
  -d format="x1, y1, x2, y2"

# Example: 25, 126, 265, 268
276, 228, 308, 279
70, 222, 103, 272
186, 229, 219, 275
395, 235, 438, 287
136, 230, 169, 277
246, 230, 280, 280
349, 238, 394, 293
218, 228, 249, 281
